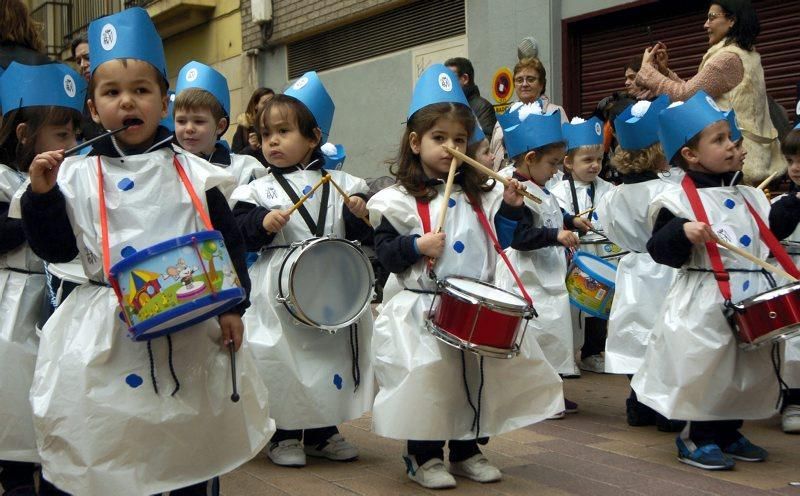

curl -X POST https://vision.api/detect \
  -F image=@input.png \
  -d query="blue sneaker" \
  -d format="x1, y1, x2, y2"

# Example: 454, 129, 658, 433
676, 438, 735, 470
721, 436, 768, 462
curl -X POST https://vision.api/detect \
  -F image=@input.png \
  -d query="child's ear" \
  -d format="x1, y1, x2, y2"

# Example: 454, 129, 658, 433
409, 132, 421, 155
87, 99, 102, 125
312, 127, 322, 147
562, 154, 573, 170
216, 117, 229, 138
680, 146, 699, 167
160, 93, 169, 119
523, 150, 537, 166
15, 123, 29, 145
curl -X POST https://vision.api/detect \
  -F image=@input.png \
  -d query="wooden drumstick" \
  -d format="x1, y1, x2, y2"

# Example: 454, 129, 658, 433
442, 145, 542, 204
715, 237, 798, 282
286, 175, 330, 215
576, 207, 594, 217
326, 175, 372, 227
756, 171, 779, 191
434, 157, 458, 233
228, 341, 240, 403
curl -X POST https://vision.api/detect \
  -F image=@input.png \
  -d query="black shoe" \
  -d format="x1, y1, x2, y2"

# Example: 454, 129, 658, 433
3, 486, 37, 496
656, 415, 686, 432
626, 397, 656, 426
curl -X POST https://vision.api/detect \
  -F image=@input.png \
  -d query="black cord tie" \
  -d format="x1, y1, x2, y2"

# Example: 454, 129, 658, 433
475, 356, 485, 440
349, 323, 361, 392
167, 334, 180, 396
771, 343, 790, 410
147, 340, 159, 395
460, 351, 482, 438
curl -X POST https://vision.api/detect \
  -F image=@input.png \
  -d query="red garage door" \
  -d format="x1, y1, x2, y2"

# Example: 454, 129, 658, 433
562, 0, 800, 121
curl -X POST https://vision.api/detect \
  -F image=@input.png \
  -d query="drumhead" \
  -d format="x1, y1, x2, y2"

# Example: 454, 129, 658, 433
47, 261, 89, 284
290, 239, 373, 327
573, 252, 617, 286
445, 277, 528, 308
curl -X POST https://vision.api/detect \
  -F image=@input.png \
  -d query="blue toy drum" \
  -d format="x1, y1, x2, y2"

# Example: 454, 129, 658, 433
565, 251, 617, 319
108, 230, 245, 341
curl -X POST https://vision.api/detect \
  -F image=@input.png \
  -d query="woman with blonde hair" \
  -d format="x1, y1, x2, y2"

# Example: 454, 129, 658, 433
0, 0, 51, 70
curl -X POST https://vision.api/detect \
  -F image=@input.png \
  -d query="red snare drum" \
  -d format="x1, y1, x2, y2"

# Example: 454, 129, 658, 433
725, 282, 800, 350
426, 276, 534, 359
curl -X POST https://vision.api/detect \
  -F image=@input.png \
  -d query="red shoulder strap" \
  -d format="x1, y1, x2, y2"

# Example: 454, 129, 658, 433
681, 175, 733, 300
744, 200, 800, 279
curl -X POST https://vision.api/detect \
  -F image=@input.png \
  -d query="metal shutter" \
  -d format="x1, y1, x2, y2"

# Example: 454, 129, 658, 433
564, 0, 800, 120
287, 0, 465, 79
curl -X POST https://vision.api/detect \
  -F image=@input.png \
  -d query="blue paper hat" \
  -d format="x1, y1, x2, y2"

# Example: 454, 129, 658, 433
658, 90, 726, 162
562, 117, 604, 152
160, 90, 175, 132
724, 109, 742, 142
0, 62, 86, 116
408, 64, 470, 119
176, 61, 230, 121
89, 7, 167, 83
321, 143, 346, 170
498, 105, 563, 159
470, 116, 485, 144
614, 94, 670, 151
284, 71, 334, 138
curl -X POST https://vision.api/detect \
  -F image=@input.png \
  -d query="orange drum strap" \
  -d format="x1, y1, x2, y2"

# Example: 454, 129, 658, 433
97, 154, 216, 281
682, 175, 733, 300
467, 195, 533, 305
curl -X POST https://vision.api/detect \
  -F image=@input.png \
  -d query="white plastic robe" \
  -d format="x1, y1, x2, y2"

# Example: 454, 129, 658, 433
495, 167, 576, 375
551, 176, 615, 348
213, 153, 267, 205
595, 178, 678, 374
30, 148, 273, 496
230, 167, 376, 429
631, 185, 781, 420
367, 182, 563, 440
659, 166, 686, 184
0, 164, 43, 462
771, 194, 800, 389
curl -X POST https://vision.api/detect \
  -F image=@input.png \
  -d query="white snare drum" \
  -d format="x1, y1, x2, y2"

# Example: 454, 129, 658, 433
277, 236, 375, 333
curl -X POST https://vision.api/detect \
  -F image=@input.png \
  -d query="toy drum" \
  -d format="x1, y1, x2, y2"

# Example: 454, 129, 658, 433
277, 236, 374, 333
724, 282, 800, 351
109, 230, 245, 341
581, 233, 626, 264
566, 252, 617, 319
426, 276, 534, 359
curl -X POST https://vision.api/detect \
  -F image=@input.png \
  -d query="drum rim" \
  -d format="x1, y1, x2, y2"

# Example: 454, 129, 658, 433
440, 276, 530, 313
737, 324, 800, 350
278, 236, 375, 331
46, 261, 89, 284
426, 320, 520, 359
735, 282, 800, 307
109, 230, 222, 275
570, 251, 617, 287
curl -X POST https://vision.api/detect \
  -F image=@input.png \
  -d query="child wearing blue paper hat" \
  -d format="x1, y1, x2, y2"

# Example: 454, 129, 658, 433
631, 90, 800, 471
173, 61, 266, 197
230, 71, 375, 469
19, 8, 274, 495
594, 95, 684, 432
494, 102, 592, 418
551, 116, 615, 376
0, 61, 83, 496
769, 121, 800, 434
368, 64, 563, 489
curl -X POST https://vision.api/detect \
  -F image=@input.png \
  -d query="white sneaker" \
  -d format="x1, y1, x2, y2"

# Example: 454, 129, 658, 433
579, 354, 605, 373
782, 405, 800, 433
268, 439, 307, 467
547, 411, 566, 420
405, 456, 457, 489
450, 454, 502, 483
304, 433, 359, 461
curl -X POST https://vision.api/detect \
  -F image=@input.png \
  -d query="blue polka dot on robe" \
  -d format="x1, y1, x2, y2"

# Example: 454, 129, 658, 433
739, 235, 751, 247
453, 241, 465, 253
724, 199, 736, 209
117, 178, 134, 191
121, 246, 136, 258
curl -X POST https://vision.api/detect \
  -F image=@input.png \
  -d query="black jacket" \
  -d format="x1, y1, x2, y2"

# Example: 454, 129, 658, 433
464, 84, 496, 139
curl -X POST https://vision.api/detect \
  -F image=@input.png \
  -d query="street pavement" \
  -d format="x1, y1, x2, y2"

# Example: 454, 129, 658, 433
222, 370, 800, 495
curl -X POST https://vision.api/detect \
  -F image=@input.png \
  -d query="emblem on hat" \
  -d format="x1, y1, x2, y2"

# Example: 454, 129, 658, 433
293, 76, 309, 90
438, 73, 453, 92
63, 75, 76, 98
100, 23, 117, 51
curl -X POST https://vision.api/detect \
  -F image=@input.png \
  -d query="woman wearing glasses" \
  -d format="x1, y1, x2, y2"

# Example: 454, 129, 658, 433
489, 57, 567, 170
635, 0, 781, 184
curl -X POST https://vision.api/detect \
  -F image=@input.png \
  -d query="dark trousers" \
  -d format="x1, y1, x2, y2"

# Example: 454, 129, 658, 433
271, 426, 339, 446
581, 317, 607, 359
407, 438, 487, 465
784, 388, 800, 408
686, 420, 744, 447
35, 474, 219, 496
0, 461, 35, 494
